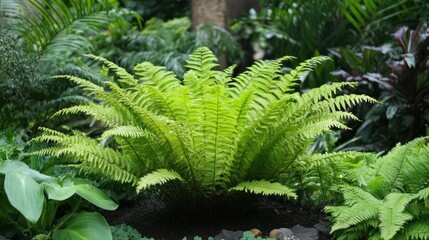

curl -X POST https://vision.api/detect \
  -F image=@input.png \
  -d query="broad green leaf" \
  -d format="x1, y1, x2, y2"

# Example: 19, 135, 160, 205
0, 160, 53, 181
68, 178, 118, 211
43, 180, 76, 201
53, 212, 112, 240
4, 172, 44, 223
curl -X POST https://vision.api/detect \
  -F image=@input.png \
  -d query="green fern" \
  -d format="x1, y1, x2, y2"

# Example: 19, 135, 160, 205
229, 180, 297, 198
327, 137, 429, 240
32, 47, 374, 203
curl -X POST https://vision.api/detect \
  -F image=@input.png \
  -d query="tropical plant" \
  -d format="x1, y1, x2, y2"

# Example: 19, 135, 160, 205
93, 16, 241, 78
0, 129, 118, 239
231, 0, 351, 63
332, 21, 429, 151
31, 47, 375, 208
0, 0, 134, 131
233, 0, 428, 61
326, 137, 429, 240
283, 151, 375, 205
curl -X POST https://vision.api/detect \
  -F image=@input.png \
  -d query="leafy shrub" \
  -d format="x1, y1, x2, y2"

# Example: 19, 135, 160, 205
32, 47, 374, 208
326, 137, 429, 239
283, 151, 375, 205
333, 21, 429, 151
0, 0, 134, 131
233, 0, 427, 62
94, 17, 241, 78
0, 130, 117, 239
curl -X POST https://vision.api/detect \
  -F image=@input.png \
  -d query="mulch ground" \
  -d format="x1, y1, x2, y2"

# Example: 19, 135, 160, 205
103, 193, 331, 240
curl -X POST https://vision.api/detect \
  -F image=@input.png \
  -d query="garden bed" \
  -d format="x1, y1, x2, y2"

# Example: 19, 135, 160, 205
104, 194, 330, 239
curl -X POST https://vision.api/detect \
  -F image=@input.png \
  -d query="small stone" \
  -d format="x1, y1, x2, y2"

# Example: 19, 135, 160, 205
213, 230, 244, 240
249, 228, 262, 237
269, 229, 278, 238
277, 228, 298, 240
313, 221, 330, 234
290, 225, 319, 240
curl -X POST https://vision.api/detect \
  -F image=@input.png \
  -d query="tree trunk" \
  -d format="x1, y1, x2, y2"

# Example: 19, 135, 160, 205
191, 0, 259, 29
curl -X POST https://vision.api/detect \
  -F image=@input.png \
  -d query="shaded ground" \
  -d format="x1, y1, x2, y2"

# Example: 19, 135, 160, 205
103, 193, 331, 240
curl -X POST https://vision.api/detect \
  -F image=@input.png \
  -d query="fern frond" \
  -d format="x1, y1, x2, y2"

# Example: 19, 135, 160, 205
51, 75, 105, 95
307, 151, 373, 168
328, 204, 380, 232
327, 185, 382, 232
101, 126, 150, 139
280, 56, 331, 87
230, 180, 297, 199
372, 137, 428, 195
317, 94, 377, 112
53, 104, 131, 127
379, 192, 416, 240
134, 62, 181, 92
401, 221, 429, 240
417, 187, 429, 208
184, 47, 218, 86
136, 168, 184, 192
85, 54, 137, 86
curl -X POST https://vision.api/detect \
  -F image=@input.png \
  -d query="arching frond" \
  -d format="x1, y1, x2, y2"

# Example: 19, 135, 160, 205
379, 193, 416, 240
184, 47, 219, 86
134, 62, 181, 92
85, 54, 137, 86
136, 169, 184, 193
230, 180, 297, 199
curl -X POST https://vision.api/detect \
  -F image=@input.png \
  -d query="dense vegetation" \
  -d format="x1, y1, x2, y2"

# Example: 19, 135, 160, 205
1, 0, 428, 239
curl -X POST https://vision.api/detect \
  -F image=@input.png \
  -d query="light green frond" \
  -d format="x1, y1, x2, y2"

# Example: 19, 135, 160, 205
32, 129, 140, 184
308, 151, 373, 168
401, 221, 429, 240
298, 120, 349, 139
280, 56, 331, 87
300, 82, 356, 105
328, 204, 380, 232
230, 89, 254, 132
53, 104, 131, 127
134, 62, 181, 92
101, 126, 150, 139
128, 85, 177, 118
230, 180, 297, 199
317, 94, 377, 112
228, 57, 294, 113
371, 137, 428, 195
85, 54, 137, 86
136, 169, 184, 193
341, 185, 382, 206
184, 47, 218, 85
379, 193, 416, 240
417, 187, 429, 207
52, 75, 104, 95
195, 85, 238, 192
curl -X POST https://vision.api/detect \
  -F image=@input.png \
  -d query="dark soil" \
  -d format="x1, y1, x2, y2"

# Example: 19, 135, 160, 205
103, 193, 331, 240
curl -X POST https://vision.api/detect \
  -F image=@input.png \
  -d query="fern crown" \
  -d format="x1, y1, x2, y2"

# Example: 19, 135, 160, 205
32, 47, 375, 200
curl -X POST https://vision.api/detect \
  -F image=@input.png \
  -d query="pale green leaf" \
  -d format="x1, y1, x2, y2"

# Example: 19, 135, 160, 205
4, 172, 44, 223
53, 212, 112, 240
